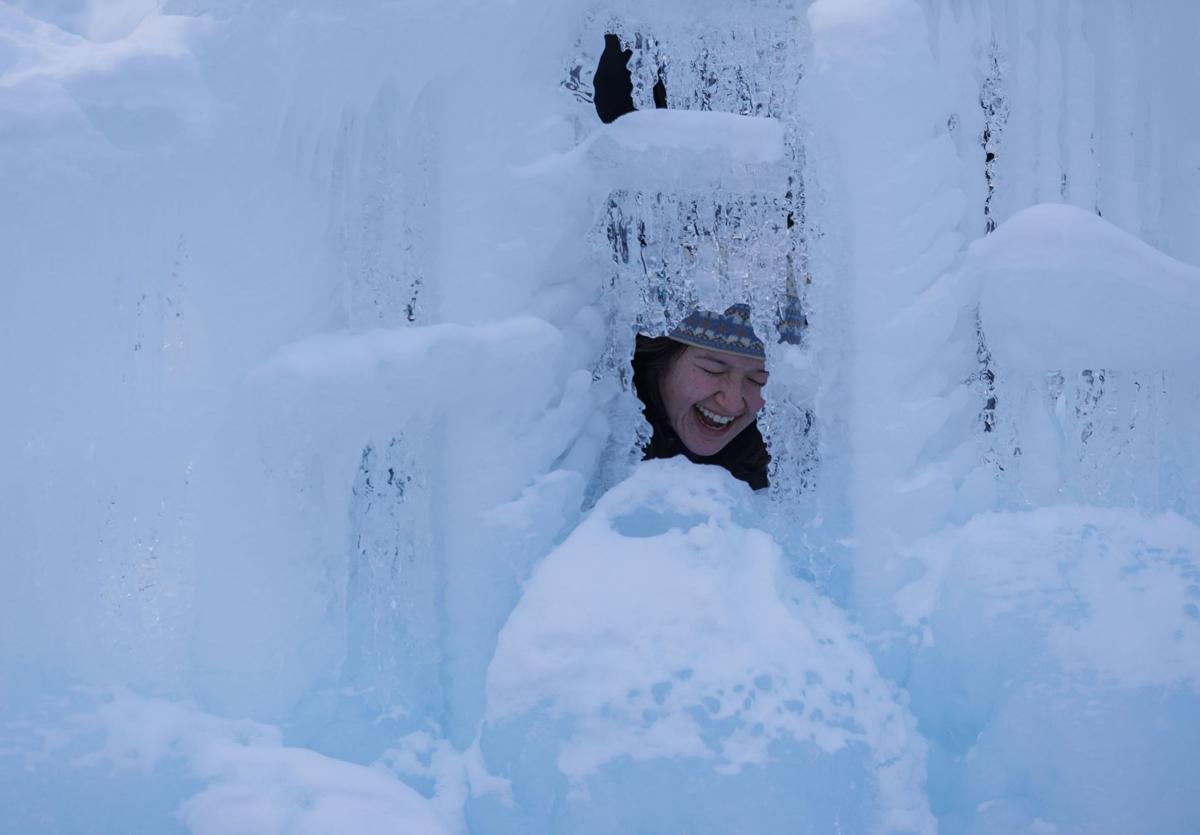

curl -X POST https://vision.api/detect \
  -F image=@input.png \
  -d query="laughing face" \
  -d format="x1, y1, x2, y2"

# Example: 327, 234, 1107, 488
658, 345, 768, 457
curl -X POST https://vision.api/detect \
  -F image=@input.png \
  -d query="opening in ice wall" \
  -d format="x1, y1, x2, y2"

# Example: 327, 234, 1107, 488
315, 4, 834, 754
251, 2, 834, 754
565, 10, 819, 507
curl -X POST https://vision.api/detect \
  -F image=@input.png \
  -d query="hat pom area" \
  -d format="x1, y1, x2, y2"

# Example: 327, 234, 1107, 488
668, 298, 805, 358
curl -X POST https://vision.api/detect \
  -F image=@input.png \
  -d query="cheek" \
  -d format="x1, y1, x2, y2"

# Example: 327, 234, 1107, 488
659, 373, 686, 419
664, 368, 708, 412
683, 377, 714, 407
748, 387, 766, 414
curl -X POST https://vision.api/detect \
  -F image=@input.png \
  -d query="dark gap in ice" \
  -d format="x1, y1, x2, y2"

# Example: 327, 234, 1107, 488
593, 34, 635, 123
653, 73, 668, 109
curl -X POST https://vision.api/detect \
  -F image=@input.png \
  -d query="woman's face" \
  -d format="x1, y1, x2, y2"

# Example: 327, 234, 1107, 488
659, 345, 768, 457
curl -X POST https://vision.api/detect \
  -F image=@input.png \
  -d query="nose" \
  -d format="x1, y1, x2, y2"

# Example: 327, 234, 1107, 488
713, 379, 744, 413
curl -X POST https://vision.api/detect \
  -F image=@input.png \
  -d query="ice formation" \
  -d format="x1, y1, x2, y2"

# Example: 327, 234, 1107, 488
2, 0, 1199, 833
475, 461, 933, 834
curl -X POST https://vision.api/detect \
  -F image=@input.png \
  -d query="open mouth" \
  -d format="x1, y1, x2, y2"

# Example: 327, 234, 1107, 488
694, 404, 737, 431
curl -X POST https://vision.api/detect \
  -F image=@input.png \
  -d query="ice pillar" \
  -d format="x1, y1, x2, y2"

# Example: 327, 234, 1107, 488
806, 0, 974, 627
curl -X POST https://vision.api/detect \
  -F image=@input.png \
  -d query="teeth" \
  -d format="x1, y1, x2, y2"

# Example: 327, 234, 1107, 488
696, 405, 735, 427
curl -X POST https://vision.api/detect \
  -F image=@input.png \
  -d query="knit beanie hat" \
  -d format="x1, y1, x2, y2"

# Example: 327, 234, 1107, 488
669, 297, 805, 359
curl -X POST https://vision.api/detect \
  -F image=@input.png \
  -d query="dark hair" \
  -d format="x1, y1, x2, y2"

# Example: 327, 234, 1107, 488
631, 334, 770, 490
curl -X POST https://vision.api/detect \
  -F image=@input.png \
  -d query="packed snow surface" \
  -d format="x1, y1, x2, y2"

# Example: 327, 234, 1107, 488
3, 0, 1200, 833
603, 109, 785, 163
477, 460, 934, 834
4, 689, 451, 835
900, 507, 1200, 834
972, 204, 1200, 372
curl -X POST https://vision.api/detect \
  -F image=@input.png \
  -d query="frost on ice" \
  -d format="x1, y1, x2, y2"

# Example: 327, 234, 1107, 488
3, 1, 1200, 834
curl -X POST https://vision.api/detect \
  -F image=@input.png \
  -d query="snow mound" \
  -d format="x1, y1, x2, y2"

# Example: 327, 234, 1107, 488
971, 204, 1200, 373
17, 689, 452, 835
475, 459, 934, 835
0, 4, 212, 157
899, 506, 1200, 834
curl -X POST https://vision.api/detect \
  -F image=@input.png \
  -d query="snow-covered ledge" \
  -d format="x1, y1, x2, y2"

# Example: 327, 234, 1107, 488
972, 203, 1200, 374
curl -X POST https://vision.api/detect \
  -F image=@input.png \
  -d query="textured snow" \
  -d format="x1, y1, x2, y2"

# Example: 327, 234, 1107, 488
478, 460, 934, 834
2, 0, 1199, 833
36, 690, 451, 835
897, 506, 1200, 833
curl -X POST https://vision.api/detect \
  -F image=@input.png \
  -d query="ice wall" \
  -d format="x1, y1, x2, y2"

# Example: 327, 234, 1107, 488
804, 0, 1200, 614
915, 0, 1200, 521
805, 3, 1200, 831
2, 0, 1199, 833
803, 0, 976, 624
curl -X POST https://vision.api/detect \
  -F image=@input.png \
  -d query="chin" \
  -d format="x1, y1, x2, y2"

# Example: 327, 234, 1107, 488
681, 422, 737, 457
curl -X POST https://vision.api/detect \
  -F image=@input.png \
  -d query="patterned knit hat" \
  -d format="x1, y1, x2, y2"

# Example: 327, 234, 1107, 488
669, 298, 805, 359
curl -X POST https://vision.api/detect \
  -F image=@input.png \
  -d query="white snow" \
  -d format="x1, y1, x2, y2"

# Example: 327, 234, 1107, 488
2, 1, 1199, 834
0, 3, 212, 156
480, 459, 934, 834
972, 203, 1200, 373
604, 109, 784, 164
895, 505, 1200, 833
897, 505, 1200, 690
59, 690, 451, 835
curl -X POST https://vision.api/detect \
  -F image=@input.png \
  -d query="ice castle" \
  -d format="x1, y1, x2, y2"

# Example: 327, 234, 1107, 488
2, 1, 1198, 832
